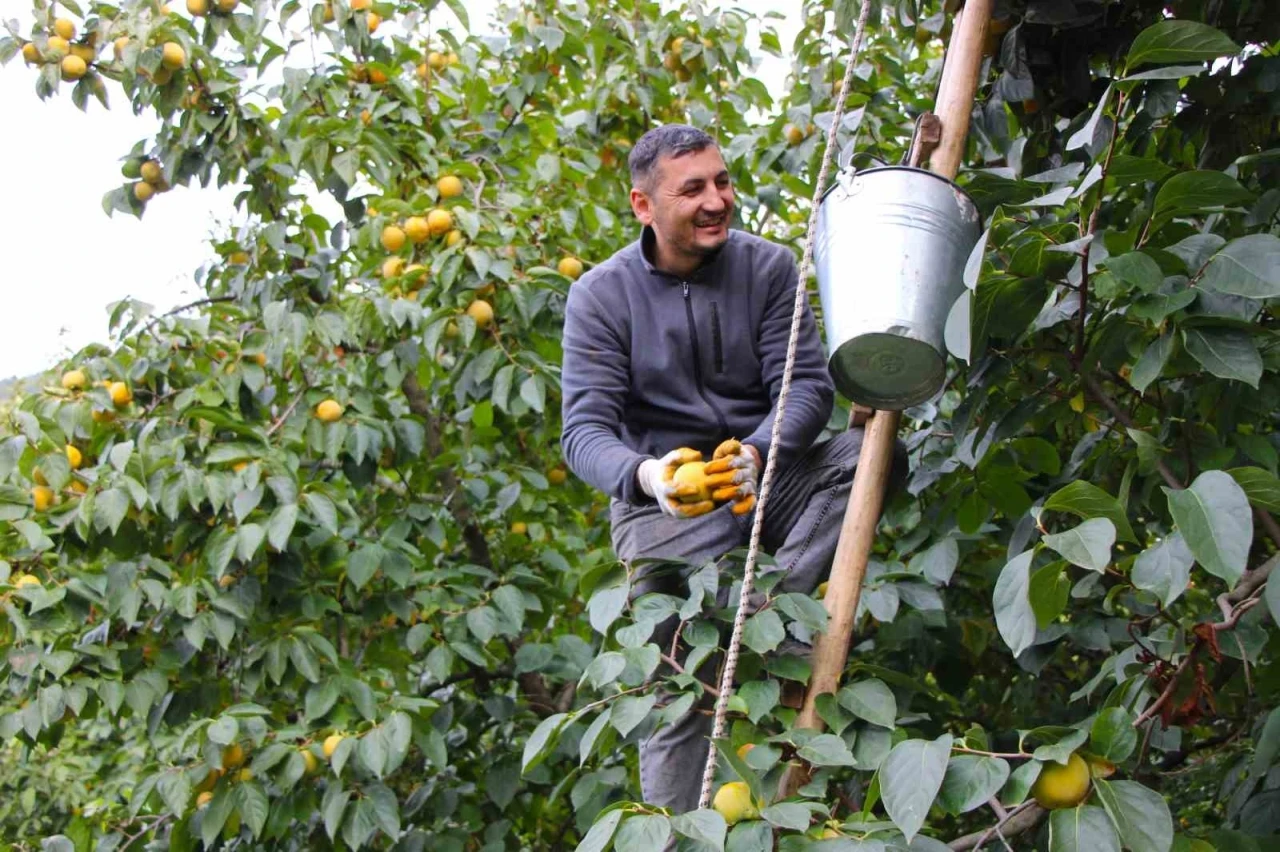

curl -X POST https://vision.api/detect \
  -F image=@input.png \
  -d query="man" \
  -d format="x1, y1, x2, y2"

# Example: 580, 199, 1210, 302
560, 124, 894, 814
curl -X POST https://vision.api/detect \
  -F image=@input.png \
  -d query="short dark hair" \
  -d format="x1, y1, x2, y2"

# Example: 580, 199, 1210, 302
628, 124, 716, 190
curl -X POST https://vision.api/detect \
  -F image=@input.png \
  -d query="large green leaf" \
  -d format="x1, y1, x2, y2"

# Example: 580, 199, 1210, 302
1199, 235, 1280, 299
1228, 467, 1280, 513
1049, 805, 1122, 852
575, 809, 624, 852
671, 810, 726, 849
937, 755, 1010, 815
880, 735, 952, 842
1042, 518, 1115, 573
1183, 329, 1263, 388
1153, 171, 1253, 221
615, 814, 671, 852
994, 550, 1037, 657
1164, 471, 1253, 587
1043, 481, 1137, 543
1094, 780, 1174, 852
1131, 533, 1194, 608
1126, 20, 1240, 69
838, 678, 898, 729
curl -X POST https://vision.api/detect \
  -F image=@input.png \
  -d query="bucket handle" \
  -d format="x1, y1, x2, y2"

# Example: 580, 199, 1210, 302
838, 149, 889, 173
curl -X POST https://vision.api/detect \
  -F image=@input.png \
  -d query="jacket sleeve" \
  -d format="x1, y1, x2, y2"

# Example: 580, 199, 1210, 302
743, 248, 835, 471
560, 281, 650, 503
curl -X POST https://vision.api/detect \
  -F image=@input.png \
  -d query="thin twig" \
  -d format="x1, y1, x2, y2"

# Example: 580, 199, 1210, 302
140, 296, 236, 335
266, 382, 308, 436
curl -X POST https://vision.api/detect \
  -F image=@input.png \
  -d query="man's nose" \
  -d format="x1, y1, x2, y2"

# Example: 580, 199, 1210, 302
701, 187, 729, 211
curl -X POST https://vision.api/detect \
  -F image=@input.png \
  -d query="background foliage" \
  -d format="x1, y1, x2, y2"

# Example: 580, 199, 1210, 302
1, 0, 1278, 849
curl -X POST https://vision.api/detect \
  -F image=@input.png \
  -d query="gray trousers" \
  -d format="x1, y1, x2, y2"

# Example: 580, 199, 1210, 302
609, 428, 902, 814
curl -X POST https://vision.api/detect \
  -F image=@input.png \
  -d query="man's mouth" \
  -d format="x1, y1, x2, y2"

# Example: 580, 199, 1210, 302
695, 218, 725, 230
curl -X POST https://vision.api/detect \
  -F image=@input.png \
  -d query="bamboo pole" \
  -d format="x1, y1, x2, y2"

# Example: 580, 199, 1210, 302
778, 0, 994, 797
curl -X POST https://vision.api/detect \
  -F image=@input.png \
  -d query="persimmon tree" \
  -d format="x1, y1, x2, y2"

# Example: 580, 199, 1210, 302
1, 0, 1278, 850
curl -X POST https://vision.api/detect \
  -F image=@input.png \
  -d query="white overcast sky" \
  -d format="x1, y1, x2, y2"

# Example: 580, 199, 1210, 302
0, 0, 799, 381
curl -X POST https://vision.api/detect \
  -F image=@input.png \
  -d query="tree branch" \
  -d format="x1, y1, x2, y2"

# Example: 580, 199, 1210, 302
949, 802, 1044, 851
1081, 373, 1180, 489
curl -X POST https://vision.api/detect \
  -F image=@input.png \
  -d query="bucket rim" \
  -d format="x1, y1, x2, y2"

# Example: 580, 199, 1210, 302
820, 164, 979, 213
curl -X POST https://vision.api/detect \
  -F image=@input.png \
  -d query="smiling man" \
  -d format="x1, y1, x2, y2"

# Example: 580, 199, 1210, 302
560, 124, 891, 814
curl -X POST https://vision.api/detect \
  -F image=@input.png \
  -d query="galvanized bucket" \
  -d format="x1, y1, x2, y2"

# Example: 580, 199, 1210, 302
814, 165, 981, 409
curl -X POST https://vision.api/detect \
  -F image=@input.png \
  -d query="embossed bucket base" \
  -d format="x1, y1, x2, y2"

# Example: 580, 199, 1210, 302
815, 166, 981, 410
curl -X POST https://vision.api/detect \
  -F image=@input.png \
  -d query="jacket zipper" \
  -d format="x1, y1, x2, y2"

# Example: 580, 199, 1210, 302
683, 282, 730, 436
709, 301, 724, 373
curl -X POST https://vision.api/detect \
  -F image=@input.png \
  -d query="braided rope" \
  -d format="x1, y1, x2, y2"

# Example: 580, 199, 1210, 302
696, 0, 876, 810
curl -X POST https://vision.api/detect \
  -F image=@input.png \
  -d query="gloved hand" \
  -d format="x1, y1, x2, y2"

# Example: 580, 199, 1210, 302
704, 438, 759, 516
637, 447, 717, 518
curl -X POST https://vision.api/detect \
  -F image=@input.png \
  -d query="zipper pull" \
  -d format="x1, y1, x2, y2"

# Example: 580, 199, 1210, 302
682, 282, 690, 299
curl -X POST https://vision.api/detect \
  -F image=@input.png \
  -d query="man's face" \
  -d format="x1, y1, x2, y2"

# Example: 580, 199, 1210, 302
631, 146, 735, 265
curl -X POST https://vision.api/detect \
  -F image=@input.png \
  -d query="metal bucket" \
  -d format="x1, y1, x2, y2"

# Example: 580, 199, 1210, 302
814, 165, 981, 409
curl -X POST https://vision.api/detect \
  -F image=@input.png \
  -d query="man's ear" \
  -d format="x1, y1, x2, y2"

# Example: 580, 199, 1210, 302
630, 187, 654, 225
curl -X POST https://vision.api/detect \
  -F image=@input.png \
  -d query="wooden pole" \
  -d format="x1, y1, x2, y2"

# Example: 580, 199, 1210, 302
779, 0, 994, 797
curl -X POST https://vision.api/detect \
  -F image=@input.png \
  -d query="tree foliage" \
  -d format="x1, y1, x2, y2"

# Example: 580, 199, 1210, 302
1, 0, 1278, 849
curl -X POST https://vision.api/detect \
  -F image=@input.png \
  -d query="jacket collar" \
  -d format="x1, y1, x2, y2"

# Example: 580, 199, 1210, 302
637, 224, 729, 283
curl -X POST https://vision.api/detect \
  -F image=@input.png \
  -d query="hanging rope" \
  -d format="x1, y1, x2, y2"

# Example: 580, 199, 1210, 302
696, 0, 876, 810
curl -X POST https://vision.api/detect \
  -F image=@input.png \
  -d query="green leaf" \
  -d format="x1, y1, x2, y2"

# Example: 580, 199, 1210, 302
1002, 760, 1043, 807
742, 609, 785, 654
1183, 329, 1262, 388
1091, 708, 1138, 762
1029, 562, 1072, 629
671, 809, 726, 849
993, 550, 1037, 657
522, 712, 570, 774
1043, 481, 1136, 543
587, 582, 629, 635
1198, 235, 1280, 298
1164, 471, 1253, 587
1129, 333, 1173, 393
798, 733, 857, 767
94, 488, 129, 535
1153, 171, 1252, 221
1228, 467, 1280, 513
880, 735, 952, 842
726, 820, 771, 851
466, 606, 499, 644
739, 679, 779, 724
305, 679, 340, 721
579, 708, 613, 766
760, 802, 813, 831
615, 815, 671, 852
1131, 533, 1194, 608
938, 755, 1011, 815
303, 492, 338, 535
1094, 780, 1174, 852
1028, 727, 1089, 764
1049, 804, 1122, 852
266, 503, 298, 551
611, 693, 657, 737
1106, 155, 1173, 185
236, 783, 270, 839
838, 678, 898, 728
346, 544, 384, 590
575, 809, 624, 852
1126, 20, 1240, 70
1105, 253, 1163, 294
907, 538, 959, 585
1042, 518, 1115, 572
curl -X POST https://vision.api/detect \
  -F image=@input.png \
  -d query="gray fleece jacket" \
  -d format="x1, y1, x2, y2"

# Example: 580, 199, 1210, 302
560, 226, 835, 505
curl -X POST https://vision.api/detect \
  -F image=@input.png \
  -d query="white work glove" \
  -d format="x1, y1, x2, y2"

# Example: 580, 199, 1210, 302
637, 447, 717, 519
703, 438, 759, 516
